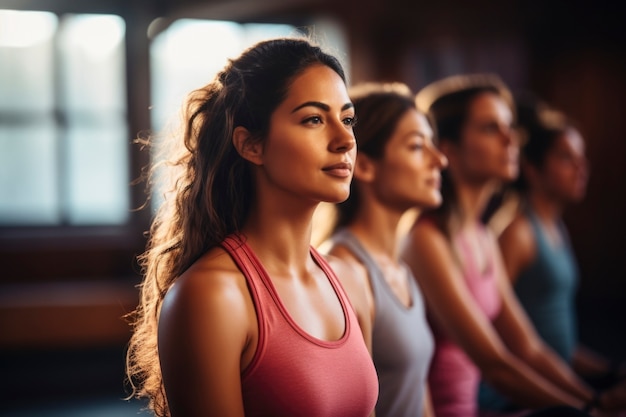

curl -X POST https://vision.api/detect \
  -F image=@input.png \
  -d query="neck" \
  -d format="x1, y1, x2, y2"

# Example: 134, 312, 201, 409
346, 198, 412, 262
527, 190, 564, 223
242, 196, 318, 277
451, 176, 499, 229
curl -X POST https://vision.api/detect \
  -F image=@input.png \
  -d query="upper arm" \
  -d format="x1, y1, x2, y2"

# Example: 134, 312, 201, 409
157, 251, 254, 417
499, 215, 536, 285
401, 222, 509, 369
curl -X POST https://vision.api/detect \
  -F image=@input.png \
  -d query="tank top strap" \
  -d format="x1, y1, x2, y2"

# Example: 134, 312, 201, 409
220, 233, 268, 336
332, 229, 421, 309
309, 244, 355, 329
220, 232, 266, 289
330, 229, 384, 293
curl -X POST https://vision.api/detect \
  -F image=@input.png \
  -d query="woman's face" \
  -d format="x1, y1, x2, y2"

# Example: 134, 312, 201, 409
259, 64, 357, 204
454, 92, 519, 183
538, 128, 589, 203
370, 109, 447, 211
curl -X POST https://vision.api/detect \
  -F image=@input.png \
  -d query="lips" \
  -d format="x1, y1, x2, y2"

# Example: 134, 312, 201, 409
426, 175, 441, 189
322, 161, 353, 178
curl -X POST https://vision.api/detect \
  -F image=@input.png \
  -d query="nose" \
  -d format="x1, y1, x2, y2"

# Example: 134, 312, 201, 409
330, 123, 356, 153
502, 124, 517, 146
428, 143, 448, 168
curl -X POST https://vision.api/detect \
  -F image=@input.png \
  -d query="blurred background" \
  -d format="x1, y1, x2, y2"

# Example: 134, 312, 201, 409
0, 0, 624, 415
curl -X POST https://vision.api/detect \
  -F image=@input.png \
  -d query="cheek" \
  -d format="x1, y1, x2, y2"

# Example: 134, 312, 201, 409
265, 128, 320, 164
383, 155, 423, 181
463, 142, 494, 170
378, 158, 430, 196
543, 165, 573, 191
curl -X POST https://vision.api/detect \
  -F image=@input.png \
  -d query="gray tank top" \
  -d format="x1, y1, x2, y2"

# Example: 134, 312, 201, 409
332, 229, 434, 417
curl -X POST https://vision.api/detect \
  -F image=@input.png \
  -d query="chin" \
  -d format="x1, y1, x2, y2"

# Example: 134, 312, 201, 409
326, 191, 351, 204
419, 194, 443, 210
502, 169, 519, 182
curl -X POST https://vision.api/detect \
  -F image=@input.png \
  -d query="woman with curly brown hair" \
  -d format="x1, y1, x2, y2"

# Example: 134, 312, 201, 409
125, 37, 378, 417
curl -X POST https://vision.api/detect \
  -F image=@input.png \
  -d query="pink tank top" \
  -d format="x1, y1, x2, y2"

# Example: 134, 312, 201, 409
221, 234, 378, 417
427, 225, 502, 417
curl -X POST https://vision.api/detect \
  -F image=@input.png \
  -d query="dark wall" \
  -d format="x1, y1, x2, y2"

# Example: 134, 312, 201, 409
328, 0, 626, 306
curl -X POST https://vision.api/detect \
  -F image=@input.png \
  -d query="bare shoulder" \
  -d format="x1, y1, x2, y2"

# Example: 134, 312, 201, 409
165, 247, 245, 305
159, 245, 252, 339
498, 214, 536, 272
325, 246, 370, 296
500, 214, 534, 249
404, 218, 450, 259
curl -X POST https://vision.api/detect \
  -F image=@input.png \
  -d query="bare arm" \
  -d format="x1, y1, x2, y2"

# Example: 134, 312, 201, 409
491, 233, 595, 403
422, 385, 436, 417
498, 216, 600, 402
401, 221, 588, 410
498, 214, 536, 285
158, 249, 255, 417
572, 345, 612, 377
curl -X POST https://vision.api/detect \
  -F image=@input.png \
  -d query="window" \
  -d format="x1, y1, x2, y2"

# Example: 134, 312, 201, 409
0, 10, 128, 226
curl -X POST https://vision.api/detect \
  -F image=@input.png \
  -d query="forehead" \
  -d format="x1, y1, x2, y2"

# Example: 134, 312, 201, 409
554, 128, 585, 153
386, 109, 433, 148
281, 64, 349, 107
397, 109, 433, 136
467, 91, 513, 122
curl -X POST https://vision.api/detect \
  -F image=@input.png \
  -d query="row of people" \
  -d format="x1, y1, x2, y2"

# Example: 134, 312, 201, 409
124, 36, 625, 417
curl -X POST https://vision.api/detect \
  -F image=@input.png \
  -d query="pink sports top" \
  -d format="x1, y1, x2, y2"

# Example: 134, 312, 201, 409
221, 234, 378, 417
426, 224, 503, 417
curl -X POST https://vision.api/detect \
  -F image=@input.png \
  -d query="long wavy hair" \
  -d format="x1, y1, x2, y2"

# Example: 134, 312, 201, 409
125, 37, 346, 417
334, 82, 421, 229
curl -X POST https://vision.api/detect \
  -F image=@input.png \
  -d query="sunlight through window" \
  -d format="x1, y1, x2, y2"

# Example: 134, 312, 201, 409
0, 11, 128, 226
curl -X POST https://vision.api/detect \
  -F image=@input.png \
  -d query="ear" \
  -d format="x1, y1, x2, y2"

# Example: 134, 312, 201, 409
232, 126, 263, 165
354, 153, 376, 183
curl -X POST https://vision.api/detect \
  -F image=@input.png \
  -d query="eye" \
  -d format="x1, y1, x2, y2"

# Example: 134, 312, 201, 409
343, 115, 357, 127
481, 123, 500, 134
302, 116, 323, 125
409, 134, 426, 150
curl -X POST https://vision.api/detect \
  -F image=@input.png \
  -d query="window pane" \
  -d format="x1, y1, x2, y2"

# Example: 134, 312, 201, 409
150, 20, 244, 132
0, 121, 59, 224
0, 10, 57, 113
66, 120, 129, 224
57, 14, 129, 225
58, 14, 126, 113
0, 10, 58, 225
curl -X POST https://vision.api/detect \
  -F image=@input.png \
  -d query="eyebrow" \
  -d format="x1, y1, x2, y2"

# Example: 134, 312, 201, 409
406, 130, 430, 141
291, 101, 354, 113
